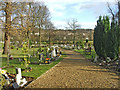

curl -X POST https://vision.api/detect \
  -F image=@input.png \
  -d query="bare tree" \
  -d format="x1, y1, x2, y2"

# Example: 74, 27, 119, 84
44, 21, 55, 48
66, 18, 81, 47
34, 3, 50, 51
107, 1, 118, 21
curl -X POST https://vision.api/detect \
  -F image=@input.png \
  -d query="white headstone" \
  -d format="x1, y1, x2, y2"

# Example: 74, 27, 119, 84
15, 68, 27, 88
16, 68, 22, 85
94, 56, 98, 62
51, 48, 56, 58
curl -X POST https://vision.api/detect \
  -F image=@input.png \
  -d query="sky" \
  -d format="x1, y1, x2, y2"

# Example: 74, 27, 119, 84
37, 0, 117, 29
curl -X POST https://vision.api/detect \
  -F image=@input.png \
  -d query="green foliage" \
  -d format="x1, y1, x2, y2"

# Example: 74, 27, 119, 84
119, 47, 120, 54
106, 21, 119, 59
29, 40, 32, 47
42, 42, 46, 45
94, 16, 106, 58
94, 16, 119, 60
0, 75, 7, 89
22, 42, 30, 68
22, 42, 28, 53
75, 49, 96, 59
79, 40, 84, 49
1, 48, 65, 79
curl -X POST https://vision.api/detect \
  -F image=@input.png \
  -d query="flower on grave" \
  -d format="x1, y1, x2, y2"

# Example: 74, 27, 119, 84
45, 61, 48, 63
0, 70, 6, 74
46, 58, 50, 60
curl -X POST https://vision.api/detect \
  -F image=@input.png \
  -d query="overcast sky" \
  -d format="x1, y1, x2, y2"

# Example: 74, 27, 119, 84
37, 0, 117, 29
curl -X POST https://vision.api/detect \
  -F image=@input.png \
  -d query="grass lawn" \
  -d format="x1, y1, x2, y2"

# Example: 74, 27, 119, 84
74, 49, 96, 59
1, 48, 66, 79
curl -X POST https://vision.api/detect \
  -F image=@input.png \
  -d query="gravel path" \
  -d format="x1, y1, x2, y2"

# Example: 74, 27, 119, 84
26, 49, 119, 88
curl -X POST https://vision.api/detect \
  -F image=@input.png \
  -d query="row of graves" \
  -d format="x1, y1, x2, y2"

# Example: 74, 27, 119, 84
60, 44, 76, 50
31, 46, 62, 64
40, 46, 62, 64
0, 45, 62, 89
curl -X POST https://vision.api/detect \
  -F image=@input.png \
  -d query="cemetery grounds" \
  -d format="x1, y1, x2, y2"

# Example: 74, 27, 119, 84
0, 46, 66, 88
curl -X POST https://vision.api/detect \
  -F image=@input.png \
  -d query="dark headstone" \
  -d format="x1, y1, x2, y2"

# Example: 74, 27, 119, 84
16, 68, 18, 74
39, 54, 43, 60
46, 52, 49, 58
60, 51, 62, 55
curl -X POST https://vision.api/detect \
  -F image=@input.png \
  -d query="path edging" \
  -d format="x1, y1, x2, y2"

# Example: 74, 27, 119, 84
25, 61, 62, 88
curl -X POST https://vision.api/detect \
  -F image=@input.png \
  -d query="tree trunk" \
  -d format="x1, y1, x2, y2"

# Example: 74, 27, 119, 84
3, 32, 10, 54
3, 2, 11, 55
39, 25, 42, 52
73, 30, 76, 48
49, 29, 51, 48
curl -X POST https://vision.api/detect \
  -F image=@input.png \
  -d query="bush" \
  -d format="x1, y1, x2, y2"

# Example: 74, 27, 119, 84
80, 41, 84, 49
0, 75, 7, 89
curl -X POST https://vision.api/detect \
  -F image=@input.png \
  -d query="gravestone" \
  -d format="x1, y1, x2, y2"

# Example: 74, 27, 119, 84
51, 48, 56, 58
13, 68, 27, 88
46, 52, 49, 58
39, 53, 43, 61
78, 46, 80, 50
55, 48, 58, 55
18, 58, 24, 62
94, 56, 98, 63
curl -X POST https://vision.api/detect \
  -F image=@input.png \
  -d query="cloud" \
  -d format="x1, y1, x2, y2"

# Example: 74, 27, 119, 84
79, 22, 97, 29
37, 0, 116, 29
52, 21, 67, 29
52, 20, 96, 29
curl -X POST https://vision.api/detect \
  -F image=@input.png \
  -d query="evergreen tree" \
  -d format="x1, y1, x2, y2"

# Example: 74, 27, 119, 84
94, 16, 107, 58
94, 16, 119, 60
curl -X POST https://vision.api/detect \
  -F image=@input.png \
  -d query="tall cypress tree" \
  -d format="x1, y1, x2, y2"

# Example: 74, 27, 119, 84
94, 16, 119, 60
94, 16, 102, 57
94, 16, 107, 59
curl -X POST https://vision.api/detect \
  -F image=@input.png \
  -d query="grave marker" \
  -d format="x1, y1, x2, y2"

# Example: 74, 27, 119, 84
13, 68, 27, 88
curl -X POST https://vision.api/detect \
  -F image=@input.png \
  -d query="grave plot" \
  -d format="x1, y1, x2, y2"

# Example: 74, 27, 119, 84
1, 45, 64, 89
0, 68, 34, 89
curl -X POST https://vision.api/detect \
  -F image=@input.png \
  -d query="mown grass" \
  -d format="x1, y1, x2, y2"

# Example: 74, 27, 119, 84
74, 49, 96, 59
1, 48, 66, 79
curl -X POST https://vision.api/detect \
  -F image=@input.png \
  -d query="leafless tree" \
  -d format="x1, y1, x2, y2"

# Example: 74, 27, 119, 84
1, 1, 52, 54
66, 18, 81, 47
